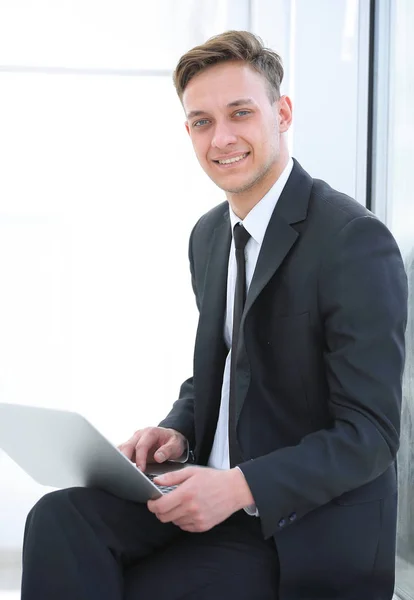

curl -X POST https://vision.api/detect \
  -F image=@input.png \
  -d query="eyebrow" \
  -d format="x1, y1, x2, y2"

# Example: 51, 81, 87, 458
186, 98, 255, 120
227, 98, 255, 108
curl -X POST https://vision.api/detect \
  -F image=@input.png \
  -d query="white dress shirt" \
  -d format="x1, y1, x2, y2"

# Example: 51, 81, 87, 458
207, 158, 294, 510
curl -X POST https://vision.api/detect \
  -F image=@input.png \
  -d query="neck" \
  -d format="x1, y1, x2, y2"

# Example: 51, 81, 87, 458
227, 153, 289, 220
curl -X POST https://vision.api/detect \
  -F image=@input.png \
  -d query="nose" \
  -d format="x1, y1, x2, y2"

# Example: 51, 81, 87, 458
211, 122, 238, 150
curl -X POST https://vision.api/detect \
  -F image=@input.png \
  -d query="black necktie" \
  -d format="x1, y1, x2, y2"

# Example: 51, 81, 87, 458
229, 223, 251, 467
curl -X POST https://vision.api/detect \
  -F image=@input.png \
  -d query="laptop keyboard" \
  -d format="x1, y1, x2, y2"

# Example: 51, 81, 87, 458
146, 474, 178, 494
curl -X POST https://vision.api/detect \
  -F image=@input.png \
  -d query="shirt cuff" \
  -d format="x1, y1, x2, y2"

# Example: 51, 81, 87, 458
235, 466, 259, 517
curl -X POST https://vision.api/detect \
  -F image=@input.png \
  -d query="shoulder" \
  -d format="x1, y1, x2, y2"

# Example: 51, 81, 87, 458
190, 201, 229, 245
309, 177, 373, 229
290, 162, 404, 275
285, 159, 375, 235
303, 172, 397, 251
308, 181, 406, 292
195, 201, 229, 228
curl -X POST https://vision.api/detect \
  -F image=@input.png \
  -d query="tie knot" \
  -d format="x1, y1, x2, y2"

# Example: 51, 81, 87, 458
233, 223, 251, 251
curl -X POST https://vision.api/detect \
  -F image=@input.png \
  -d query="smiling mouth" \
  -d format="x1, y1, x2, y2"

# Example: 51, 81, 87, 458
213, 152, 250, 166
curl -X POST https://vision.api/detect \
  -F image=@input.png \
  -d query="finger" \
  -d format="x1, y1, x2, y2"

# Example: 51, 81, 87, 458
152, 505, 188, 524
154, 466, 197, 487
154, 435, 184, 462
135, 430, 159, 471
117, 442, 134, 460
147, 486, 184, 515
154, 440, 176, 463
175, 522, 199, 532
172, 519, 193, 528
117, 431, 143, 460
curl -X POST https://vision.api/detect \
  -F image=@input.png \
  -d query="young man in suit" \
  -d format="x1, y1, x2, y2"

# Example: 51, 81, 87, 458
21, 31, 408, 600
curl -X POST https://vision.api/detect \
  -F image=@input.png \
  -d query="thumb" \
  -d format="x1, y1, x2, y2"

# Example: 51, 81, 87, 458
154, 439, 182, 463
154, 466, 196, 486
154, 440, 177, 463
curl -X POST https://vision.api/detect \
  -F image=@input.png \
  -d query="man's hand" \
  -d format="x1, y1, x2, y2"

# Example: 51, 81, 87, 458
118, 427, 187, 472
147, 466, 255, 533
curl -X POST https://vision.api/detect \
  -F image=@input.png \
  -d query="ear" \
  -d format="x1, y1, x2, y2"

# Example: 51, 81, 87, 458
185, 121, 190, 137
278, 95, 293, 133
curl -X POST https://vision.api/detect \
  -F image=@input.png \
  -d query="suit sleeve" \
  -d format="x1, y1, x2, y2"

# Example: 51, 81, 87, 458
157, 225, 199, 448
239, 215, 408, 538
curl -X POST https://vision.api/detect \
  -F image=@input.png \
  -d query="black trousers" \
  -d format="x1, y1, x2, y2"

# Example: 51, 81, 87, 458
21, 487, 279, 600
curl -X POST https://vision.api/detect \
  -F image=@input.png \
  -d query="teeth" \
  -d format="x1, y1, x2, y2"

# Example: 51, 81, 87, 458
218, 153, 248, 165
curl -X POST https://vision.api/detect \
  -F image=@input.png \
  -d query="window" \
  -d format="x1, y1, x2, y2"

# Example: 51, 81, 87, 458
372, 1, 414, 597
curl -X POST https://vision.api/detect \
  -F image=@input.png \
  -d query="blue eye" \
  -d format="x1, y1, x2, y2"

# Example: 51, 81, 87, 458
193, 119, 209, 128
234, 110, 250, 117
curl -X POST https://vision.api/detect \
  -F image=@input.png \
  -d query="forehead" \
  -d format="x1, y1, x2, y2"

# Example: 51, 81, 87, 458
182, 61, 269, 115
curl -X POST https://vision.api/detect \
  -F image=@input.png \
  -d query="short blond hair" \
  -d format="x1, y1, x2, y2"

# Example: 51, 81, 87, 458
173, 30, 284, 103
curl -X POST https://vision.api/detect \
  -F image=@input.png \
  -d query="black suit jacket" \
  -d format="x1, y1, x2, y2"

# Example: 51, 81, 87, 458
160, 160, 408, 597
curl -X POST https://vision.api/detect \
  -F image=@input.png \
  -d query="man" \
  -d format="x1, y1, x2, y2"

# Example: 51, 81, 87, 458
21, 31, 407, 599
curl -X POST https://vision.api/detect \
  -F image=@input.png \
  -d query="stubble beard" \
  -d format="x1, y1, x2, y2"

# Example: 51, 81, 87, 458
220, 151, 279, 195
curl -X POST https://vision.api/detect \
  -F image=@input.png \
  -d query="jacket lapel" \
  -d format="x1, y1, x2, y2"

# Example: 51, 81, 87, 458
235, 160, 313, 422
243, 214, 298, 317
244, 160, 312, 316
195, 215, 231, 343
194, 215, 231, 462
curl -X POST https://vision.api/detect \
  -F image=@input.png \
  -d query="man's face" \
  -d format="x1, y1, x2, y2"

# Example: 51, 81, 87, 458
182, 61, 291, 196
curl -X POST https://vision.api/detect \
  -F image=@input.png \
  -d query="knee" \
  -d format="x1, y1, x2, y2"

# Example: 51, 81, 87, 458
23, 488, 96, 557
27, 487, 86, 524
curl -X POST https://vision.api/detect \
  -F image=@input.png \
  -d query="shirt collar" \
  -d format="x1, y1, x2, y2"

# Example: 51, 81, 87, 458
229, 157, 294, 245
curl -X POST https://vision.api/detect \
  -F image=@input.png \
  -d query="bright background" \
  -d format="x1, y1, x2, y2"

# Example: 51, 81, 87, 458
0, 1, 412, 598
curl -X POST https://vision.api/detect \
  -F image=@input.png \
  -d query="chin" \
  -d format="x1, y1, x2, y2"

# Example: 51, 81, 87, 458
211, 173, 250, 192
223, 177, 257, 195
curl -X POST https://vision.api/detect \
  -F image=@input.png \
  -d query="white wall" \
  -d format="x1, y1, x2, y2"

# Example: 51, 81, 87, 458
0, 0, 369, 551
252, 0, 370, 203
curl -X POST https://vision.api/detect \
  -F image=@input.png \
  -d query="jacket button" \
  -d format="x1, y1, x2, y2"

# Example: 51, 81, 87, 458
278, 518, 286, 528
288, 512, 297, 522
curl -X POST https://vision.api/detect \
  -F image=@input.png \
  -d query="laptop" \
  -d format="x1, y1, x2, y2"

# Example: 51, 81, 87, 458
0, 402, 186, 502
